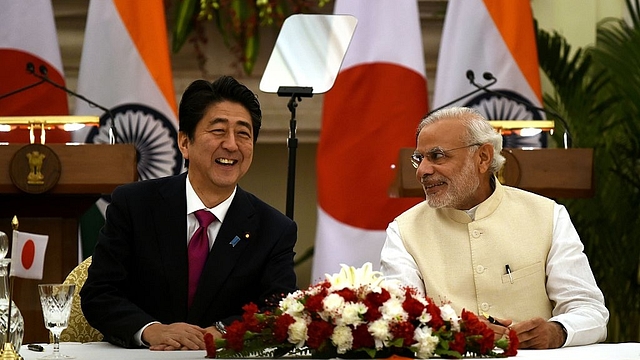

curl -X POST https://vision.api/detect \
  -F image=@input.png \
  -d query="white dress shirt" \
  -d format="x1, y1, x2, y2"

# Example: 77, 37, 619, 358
381, 203, 609, 347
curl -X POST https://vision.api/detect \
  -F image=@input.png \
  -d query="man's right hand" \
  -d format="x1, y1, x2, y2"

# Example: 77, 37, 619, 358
481, 316, 513, 341
142, 322, 206, 350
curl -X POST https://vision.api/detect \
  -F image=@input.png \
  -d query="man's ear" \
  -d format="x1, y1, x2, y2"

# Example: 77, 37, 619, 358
178, 132, 190, 159
477, 143, 494, 174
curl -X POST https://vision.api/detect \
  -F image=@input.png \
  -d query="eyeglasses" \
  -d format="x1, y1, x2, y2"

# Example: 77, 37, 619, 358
410, 143, 482, 169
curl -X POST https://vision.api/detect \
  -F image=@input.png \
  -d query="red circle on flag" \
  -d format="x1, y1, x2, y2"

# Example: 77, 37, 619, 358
317, 64, 426, 229
21, 240, 36, 270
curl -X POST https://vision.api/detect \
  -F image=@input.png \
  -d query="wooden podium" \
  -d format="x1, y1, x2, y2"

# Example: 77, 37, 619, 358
0, 143, 137, 343
389, 148, 595, 199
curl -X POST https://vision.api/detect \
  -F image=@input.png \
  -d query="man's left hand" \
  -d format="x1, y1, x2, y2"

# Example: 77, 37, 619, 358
203, 326, 225, 340
510, 317, 566, 349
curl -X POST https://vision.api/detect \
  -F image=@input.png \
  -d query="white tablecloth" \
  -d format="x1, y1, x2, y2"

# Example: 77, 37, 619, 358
17, 342, 640, 360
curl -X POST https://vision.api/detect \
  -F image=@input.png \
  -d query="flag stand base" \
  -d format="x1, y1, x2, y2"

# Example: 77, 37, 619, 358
0, 342, 22, 360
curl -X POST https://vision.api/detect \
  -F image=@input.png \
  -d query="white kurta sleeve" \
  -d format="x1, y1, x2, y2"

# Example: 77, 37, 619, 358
380, 220, 425, 295
547, 204, 609, 347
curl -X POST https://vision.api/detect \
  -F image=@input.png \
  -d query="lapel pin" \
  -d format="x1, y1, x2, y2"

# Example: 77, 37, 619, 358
230, 235, 241, 247
244, 232, 250, 239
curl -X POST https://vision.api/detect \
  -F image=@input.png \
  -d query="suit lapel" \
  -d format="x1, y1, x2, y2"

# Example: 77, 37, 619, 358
154, 173, 189, 319
188, 187, 257, 321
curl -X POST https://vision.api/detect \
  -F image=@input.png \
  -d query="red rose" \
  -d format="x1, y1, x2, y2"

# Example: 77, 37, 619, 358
335, 287, 358, 302
366, 288, 391, 307
307, 320, 334, 349
391, 321, 415, 347
273, 313, 296, 342
426, 302, 444, 330
223, 321, 247, 351
479, 327, 496, 354
450, 331, 466, 354
504, 329, 519, 356
461, 310, 484, 334
351, 324, 375, 349
402, 292, 425, 319
241, 303, 264, 333
305, 290, 327, 314
204, 332, 216, 358
363, 299, 382, 322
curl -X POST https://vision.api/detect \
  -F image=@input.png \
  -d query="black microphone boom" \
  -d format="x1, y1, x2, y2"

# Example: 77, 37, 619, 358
470, 71, 572, 148
427, 70, 497, 116
26, 62, 118, 143
0, 80, 47, 101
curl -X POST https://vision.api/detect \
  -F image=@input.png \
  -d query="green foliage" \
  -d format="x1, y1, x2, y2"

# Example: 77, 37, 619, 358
169, 0, 330, 75
536, 0, 640, 342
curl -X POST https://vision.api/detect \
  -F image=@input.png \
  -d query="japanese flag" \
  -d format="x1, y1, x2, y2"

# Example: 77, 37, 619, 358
10, 231, 48, 280
312, 0, 427, 281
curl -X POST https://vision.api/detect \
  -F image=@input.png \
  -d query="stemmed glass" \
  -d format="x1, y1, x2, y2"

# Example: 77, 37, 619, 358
38, 284, 76, 359
0, 231, 8, 260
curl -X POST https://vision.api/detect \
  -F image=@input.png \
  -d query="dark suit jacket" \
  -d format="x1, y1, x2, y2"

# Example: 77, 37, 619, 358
80, 173, 297, 348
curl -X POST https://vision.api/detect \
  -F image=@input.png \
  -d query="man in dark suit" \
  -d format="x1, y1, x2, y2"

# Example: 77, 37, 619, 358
81, 76, 297, 350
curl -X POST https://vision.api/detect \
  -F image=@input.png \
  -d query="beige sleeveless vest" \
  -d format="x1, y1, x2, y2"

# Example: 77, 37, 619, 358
396, 181, 554, 321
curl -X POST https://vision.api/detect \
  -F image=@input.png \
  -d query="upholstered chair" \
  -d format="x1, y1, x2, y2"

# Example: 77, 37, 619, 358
60, 256, 103, 342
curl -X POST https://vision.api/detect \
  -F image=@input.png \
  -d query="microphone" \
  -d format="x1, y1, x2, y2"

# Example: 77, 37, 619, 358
469, 71, 572, 149
427, 70, 497, 116
26, 62, 118, 144
466, 70, 475, 82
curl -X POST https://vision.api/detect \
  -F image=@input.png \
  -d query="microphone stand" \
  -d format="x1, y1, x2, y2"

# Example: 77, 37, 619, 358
0, 80, 46, 101
427, 75, 497, 116
26, 62, 118, 144
277, 86, 313, 220
469, 71, 573, 149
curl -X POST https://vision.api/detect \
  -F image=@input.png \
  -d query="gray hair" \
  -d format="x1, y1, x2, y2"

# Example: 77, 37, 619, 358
417, 107, 506, 174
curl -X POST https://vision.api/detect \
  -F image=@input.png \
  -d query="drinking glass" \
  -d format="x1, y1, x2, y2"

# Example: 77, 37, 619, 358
0, 231, 8, 260
38, 284, 76, 359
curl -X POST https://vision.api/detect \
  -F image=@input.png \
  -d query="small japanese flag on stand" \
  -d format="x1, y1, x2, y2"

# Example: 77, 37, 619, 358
10, 231, 48, 280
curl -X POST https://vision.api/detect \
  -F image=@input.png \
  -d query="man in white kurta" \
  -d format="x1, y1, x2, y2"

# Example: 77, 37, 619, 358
381, 107, 608, 349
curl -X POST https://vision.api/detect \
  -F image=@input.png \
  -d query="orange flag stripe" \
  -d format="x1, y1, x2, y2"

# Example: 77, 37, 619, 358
483, 0, 542, 101
113, 0, 177, 115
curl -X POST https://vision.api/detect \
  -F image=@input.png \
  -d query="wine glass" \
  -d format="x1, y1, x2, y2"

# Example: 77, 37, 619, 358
38, 284, 76, 359
0, 231, 8, 260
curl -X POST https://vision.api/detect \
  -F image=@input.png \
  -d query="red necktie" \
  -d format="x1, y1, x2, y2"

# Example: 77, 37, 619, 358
188, 209, 216, 307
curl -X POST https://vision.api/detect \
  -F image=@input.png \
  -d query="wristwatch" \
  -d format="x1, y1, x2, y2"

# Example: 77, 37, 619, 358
215, 321, 227, 335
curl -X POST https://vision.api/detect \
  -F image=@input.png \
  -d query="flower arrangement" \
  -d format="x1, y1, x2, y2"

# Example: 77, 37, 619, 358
171, 0, 331, 75
204, 263, 518, 359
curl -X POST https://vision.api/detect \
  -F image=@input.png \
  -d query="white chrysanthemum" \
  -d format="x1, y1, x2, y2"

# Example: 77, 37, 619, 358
385, 283, 406, 299
280, 294, 305, 316
368, 319, 391, 349
413, 326, 439, 358
439, 304, 460, 331
380, 297, 408, 322
417, 310, 433, 325
331, 325, 354, 354
287, 317, 308, 347
326, 263, 385, 291
323, 293, 345, 313
337, 302, 367, 326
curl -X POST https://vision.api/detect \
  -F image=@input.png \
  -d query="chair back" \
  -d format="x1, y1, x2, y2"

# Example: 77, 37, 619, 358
60, 256, 104, 342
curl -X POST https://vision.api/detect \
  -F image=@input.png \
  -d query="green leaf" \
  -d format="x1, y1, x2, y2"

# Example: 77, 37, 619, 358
171, 0, 199, 53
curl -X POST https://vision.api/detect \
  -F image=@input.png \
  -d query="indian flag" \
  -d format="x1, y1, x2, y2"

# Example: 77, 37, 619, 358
0, 1, 70, 143
433, 0, 545, 148
311, 0, 428, 282
74, 0, 182, 257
